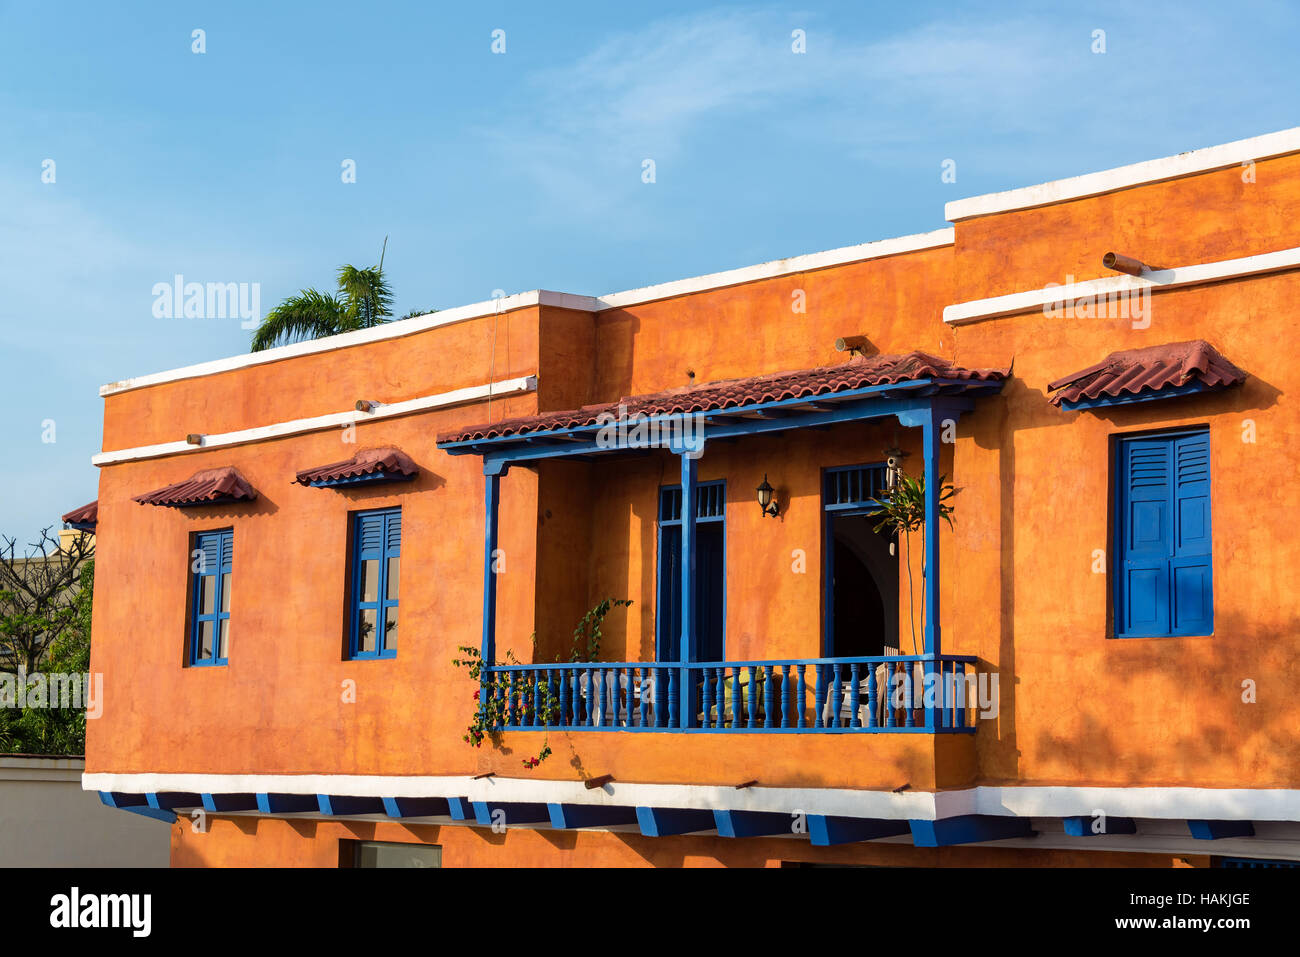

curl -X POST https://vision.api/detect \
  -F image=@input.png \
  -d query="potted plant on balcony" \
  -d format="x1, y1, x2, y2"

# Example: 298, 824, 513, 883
867, 473, 956, 723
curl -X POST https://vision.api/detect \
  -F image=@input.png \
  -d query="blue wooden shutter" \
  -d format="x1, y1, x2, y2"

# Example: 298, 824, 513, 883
1170, 432, 1213, 635
1116, 430, 1212, 637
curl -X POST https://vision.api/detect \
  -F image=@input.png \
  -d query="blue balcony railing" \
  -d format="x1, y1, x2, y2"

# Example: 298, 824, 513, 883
482, 655, 980, 733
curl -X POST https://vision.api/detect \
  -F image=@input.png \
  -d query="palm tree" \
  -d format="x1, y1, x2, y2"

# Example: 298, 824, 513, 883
250, 243, 396, 352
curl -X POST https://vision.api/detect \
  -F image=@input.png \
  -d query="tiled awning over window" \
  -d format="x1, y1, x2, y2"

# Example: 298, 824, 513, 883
438, 351, 1008, 446
61, 500, 98, 530
295, 447, 418, 488
1048, 340, 1246, 409
133, 467, 257, 508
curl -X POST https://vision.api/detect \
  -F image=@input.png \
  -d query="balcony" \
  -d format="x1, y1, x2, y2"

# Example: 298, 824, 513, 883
484, 655, 979, 732
436, 353, 1008, 746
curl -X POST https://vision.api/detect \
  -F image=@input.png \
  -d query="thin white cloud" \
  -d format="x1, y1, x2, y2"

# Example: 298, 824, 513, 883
483, 3, 1298, 221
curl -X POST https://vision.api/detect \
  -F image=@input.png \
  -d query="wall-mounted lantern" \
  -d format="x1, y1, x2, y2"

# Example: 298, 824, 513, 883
883, 447, 908, 491
755, 474, 780, 518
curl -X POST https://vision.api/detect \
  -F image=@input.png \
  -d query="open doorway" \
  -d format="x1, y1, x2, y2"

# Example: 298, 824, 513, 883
656, 481, 725, 663
823, 465, 899, 657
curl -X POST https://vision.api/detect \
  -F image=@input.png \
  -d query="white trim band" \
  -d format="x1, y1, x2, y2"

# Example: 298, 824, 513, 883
943, 245, 1300, 325
92, 375, 537, 467
100, 230, 953, 397
946, 126, 1300, 221
99, 294, 592, 397
595, 228, 954, 310
81, 773, 1300, 823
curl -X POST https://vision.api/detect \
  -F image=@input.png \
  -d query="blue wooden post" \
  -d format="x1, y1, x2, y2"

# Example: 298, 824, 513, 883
921, 408, 941, 657
678, 450, 698, 729
921, 406, 941, 730
480, 463, 506, 707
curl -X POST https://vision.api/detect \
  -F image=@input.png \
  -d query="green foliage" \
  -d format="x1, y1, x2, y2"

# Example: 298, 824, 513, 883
570, 598, 633, 663
865, 473, 956, 536
0, 560, 93, 755
250, 258, 396, 352
865, 473, 957, 654
452, 598, 633, 769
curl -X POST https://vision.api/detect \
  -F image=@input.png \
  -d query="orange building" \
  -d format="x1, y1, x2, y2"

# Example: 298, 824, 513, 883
85, 128, 1300, 867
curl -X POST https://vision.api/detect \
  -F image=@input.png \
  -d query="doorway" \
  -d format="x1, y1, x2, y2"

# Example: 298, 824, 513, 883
656, 481, 725, 662
823, 465, 899, 657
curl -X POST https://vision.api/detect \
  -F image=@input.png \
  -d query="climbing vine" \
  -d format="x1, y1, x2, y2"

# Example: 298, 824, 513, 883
452, 598, 632, 769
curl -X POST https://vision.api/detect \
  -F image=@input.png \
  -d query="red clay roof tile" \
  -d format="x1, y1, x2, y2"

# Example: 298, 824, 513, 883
133, 467, 257, 507
61, 500, 98, 527
294, 447, 418, 485
1048, 340, 1245, 407
438, 351, 1008, 444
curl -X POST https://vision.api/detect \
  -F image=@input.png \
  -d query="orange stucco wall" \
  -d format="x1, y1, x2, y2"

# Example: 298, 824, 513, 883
86, 148, 1300, 866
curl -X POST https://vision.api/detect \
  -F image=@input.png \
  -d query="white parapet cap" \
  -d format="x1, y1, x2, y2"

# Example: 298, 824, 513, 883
98, 228, 954, 397
92, 375, 536, 466
946, 126, 1300, 222
944, 245, 1300, 326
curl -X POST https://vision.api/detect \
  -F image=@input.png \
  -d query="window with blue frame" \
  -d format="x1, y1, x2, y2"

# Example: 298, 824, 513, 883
348, 508, 400, 659
1114, 428, 1213, 638
190, 528, 233, 666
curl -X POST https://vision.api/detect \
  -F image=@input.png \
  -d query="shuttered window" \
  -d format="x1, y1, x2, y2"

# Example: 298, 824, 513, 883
1115, 429, 1213, 637
190, 528, 233, 666
349, 508, 401, 659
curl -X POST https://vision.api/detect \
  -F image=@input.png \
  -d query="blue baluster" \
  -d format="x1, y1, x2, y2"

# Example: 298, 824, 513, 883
952, 663, 965, 729
731, 668, 742, 729
797, 665, 807, 728
849, 663, 861, 729
654, 667, 665, 727
866, 662, 878, 728
828, 664, 841, 729
764, 666, 775, 728
939, 661, 950, 730
747, 667, 758, 729
886, 664, 897, 728
904, 666, 914, 728
701, 664, 714, 729
780, 665, 791, 729
490, 672, 502, 730
559, 669, 571, 726
667, 668, 679, 729
638, 668, 647, 727
813, 665, 825, 729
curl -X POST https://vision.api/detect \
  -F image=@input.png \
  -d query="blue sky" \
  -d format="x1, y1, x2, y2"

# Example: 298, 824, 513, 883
2, 0, 1297, 544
